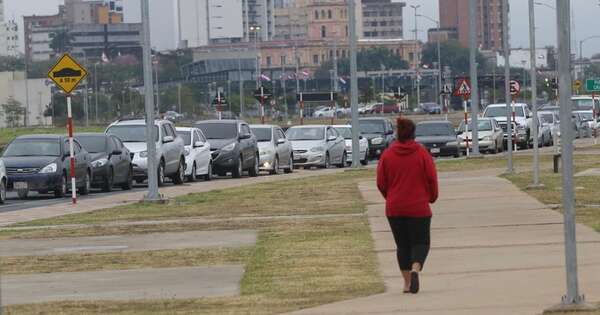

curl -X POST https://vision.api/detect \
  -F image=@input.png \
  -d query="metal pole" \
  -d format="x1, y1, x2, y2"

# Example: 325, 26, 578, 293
469, 0, 480, 156
503, 0, 513, 173
227, 80, 231, 113
94, 63, 98, 123
154, 61, 160, 112
178, 83, 182, 114
141, 0, 160, 201
67, 95, 77, 204
437, 20, 442, 108
557, 0, 583, 305
349, 0, 360, 168
529, 0, 541, 186
24, 56, 30, 127
412, 5, 421, 107
238, 49, 244, 117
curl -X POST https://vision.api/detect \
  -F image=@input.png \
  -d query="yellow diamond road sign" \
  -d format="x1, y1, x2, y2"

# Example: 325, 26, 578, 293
48, 53, 88, 94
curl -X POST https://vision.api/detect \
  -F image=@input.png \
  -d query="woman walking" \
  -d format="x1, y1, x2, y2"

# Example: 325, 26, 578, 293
376, 118, 439, 294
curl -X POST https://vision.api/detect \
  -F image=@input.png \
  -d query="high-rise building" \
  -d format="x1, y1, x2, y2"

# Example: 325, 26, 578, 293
23, 13, 66, 61
360, 0, 405, 39
243, 0, 275, 42
273, 0, 309, 41
439, 0, 506, 51
178, 0, 244, 48
0, 0, 4, 22
0, 0, 18, 57
64, 0, 124, 25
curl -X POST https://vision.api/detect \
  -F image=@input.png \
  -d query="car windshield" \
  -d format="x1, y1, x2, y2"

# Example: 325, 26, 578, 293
539, 113, 555, 124
3, 139, 61, 157
196, 123, 237, 139
251, 128, 272, 142
334, 127, 353, 139
577, 112, 593, 121
359, 120, 385, 134
485, 106, 525, 117
573, 99, 594, 110
76, 136, 107, 153
286, 128, 324, 141
416, 124, 454, 137
458, 120, 492, 132
176, 131, 191, 146
106, 125, 159, 142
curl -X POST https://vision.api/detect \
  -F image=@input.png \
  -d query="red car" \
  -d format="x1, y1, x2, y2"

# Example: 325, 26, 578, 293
370, 103, 401, 114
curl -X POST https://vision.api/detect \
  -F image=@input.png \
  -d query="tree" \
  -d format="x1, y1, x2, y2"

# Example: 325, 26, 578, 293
0, 56, 25, 72
1, 97, 25, 127
421, 40, 487, 76
315, 47, 409, 79
49, 30, 73, 54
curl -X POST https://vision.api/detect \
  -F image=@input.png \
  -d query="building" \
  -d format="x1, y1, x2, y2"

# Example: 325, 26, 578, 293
123, 0, 178, 50
243, 0, 275, 42
68, 23, 142, 59
273, 0, 309, 41
23, 13, 66, 62
64, 0, 124, 25
360, 0, 405, 40
439, 0, 506, 51
178, 0, 245, 48
0, 71, 53, 128
496, 48, 549, 69
0, 20, 18, 57
305, 0, 350, 41
427, 28, 458, 43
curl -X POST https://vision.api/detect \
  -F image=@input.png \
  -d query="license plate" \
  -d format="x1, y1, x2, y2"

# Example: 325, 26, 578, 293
430, 148, 441, 154
14, 182, 28, 190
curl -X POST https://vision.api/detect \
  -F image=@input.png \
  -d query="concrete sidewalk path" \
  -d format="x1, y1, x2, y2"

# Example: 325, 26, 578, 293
288, 173, 600, 315
2, 266, 244, 305
0, 230, 257, 257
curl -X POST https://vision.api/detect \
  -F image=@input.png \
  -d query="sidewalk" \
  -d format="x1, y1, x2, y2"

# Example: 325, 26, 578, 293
288, 173, 600, 315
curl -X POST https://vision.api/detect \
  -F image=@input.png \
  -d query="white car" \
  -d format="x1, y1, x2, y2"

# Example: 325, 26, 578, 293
483, 103, 533, 149
286, 125, 347, 169
572, 95, 600, 112
538, 110, 560, 143
250, 125, 294, 175
332, 125, 369, 165
0, 159, 6, 204
176, 127, 212, 182
106, 119, 186, 186
313, 107, 336, 118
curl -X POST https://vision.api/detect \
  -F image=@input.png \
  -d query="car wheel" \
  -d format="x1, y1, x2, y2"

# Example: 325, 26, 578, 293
232, 156, 243, 178
157, 161, 166, 187
121, 166, 133, 190
172, 158, 186, 185
284, 155, 294, 174
337, 152, 347, 168
249, 154, 259, 177
204, 162, 213, 181
102, 168, 114, 192
0, 178, 6, 204
17, 189, 28, 199
79, 171, 91, 195
54, 174, 67, 198
188, 163, 197, 183
323, 152, 331, 169
269, 156, 280, 175
493, 143, 499, 154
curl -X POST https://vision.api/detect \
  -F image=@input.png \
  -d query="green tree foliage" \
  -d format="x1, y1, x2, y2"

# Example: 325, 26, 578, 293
315, 47, 409, 79
1, 97, 25, 127
0, 56, 25, 72
49, 30, 74, 54
421, 40, 487, 75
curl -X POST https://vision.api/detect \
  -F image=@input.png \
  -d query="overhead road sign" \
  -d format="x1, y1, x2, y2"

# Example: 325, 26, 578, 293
586, 79, 600, 91
47, 53, 88, 94
296, 92, 338, 103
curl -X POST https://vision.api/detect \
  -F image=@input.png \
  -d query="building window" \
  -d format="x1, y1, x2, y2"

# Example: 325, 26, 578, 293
281, 55, 287, 65
315, 10, 319, 19
313, 54, 319, 64
328, 10, 332, 19
321, 10, 325, 19
321, 25, 327, 38
266, 56, 272, 66
345, 25, 348, 37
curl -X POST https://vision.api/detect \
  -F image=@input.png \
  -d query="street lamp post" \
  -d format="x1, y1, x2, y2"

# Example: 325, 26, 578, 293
411, 5, 421, 108
579, 35, 600, 61
250, 25, 262, 89
416, 14, 442, 107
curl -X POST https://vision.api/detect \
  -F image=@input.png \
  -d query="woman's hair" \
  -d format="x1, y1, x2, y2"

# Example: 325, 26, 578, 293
396, 118, 416, 142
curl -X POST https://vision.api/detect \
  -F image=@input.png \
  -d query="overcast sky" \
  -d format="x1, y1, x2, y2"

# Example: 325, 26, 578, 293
5, 0, 600, 56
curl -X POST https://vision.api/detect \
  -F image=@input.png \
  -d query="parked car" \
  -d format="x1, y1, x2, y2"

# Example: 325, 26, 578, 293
286, 125, 346, 168
457, 118, 504, 154
332, 125, 369, 165
164, 111, 185, 122
106, 119, 186, 186
250, 125, 294, 175
572, 110, 594, 138
370, 103, 400, 114
415, 121, 460, 157
313, 107, 336, 118
0, 159, 6, 204
176, 127, 213, 182
357, 118, 395, 158
483, 103, 533, 149
534, 113, 554, 147
194, 120, 259, 178
75, 133, 133, 192
420, 103, 442, 114
538, 110, 560, 143
1, 135, 92, 199
572, 96, 600, 113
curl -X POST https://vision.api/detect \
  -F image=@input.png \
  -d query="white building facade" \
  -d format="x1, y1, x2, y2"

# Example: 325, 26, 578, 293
0, 72, 52, 128
0, 0, 18, 57
178, 0, 244, 48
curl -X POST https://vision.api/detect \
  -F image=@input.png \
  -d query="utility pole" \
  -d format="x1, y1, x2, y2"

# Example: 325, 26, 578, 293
24, 55, 30, 127
349, 0, 360, 168
503, 0, 513, 173
94, 63, 99, 123
411, 5, 421, 107
469, 0, 480, 156
177, 83, 182, 114
141, 0, 160, 201
556, 0, 583, 306
529, 0, 541, 187
237, 49, 244, 117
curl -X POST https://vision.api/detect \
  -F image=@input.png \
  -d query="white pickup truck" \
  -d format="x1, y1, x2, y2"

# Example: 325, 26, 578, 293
483, 103, 533, 149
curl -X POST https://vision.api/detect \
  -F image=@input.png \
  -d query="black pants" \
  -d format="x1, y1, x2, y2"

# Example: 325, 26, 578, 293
387, 216, 431, 271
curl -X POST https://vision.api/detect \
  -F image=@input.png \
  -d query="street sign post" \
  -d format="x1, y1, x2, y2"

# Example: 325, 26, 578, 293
573, 80, 582, 94
254, 87, 272, 124
212, 92, 227, 120
48, 53, 88, 205
586, 79, 600, 92
454, 79, 472, 156
510, 80, 521, 96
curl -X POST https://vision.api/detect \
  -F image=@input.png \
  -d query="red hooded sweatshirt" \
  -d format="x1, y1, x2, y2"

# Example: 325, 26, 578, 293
377, 140, 439, 218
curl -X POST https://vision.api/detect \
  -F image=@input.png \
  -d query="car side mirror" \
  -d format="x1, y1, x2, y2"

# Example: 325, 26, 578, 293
112, 149, 122, 156
162, 136, 174, 143
239, 134, 251, 140
359, 135, 364, 140
194, 141, 204, 148
327, 136, 337, 142
276, 138, 286, 145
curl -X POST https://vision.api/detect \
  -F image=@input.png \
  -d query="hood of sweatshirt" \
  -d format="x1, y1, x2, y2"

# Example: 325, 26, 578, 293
388, 140, 421, 156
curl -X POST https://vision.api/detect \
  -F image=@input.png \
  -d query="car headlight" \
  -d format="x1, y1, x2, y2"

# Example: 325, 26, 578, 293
446, 141, 458, 146
222, 143, 236, 152
482, 136, 492, 141
371, 137, 384, 145
184, 147, 191, 156
139, 151, 148, 158
310, 146, 325, 153
39, 163, 58, 174
91, 158, 108, 168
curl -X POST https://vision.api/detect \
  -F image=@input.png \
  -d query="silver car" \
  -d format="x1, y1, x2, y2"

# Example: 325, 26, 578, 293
286, 125, 347, 169
250, 125, 294, 175
0, 159, 6, 204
